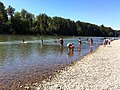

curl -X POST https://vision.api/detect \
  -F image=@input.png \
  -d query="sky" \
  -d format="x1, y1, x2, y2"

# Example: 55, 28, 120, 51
1, 0, 120, 30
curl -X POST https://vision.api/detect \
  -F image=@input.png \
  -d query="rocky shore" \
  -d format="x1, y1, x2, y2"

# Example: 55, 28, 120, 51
28, 39, 120, 90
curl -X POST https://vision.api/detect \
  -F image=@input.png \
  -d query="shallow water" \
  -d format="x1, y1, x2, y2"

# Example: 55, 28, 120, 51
0, 35, 108, 89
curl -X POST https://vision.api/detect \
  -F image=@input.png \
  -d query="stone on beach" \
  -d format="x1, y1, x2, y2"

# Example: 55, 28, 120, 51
31, 39, 120, 90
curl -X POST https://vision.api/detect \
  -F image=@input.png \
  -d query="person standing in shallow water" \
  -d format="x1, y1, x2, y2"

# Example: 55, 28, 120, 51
78, 38, 82, 53
59, 37, 64, 46
90, 38, 93, 53
41, 38, 43, 44
86, 37, 89, 43
103, 37, 107, 46
22, 39, 25, 43
54, 37, 57, 43
67, 43, 74, 57
78, 38, 82, 46
90, 38, 93, 47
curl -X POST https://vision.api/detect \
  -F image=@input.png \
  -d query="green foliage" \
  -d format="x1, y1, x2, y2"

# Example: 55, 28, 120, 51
0, 1, 8, 22
7, 5, 15, 18
0, 1, 119, 36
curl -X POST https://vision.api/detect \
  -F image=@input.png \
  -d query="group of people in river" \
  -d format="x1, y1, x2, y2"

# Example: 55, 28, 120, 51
58, 37, 94, 56
22, 36, 94, 55
22, 36, 111, 57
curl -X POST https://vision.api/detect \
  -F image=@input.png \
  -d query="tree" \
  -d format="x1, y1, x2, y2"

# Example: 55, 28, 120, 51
20, 9, 27, 19
76, 21, 82, 35
0, 1, 118, 36
0, 1, 8, 22
7, 5, 15, 19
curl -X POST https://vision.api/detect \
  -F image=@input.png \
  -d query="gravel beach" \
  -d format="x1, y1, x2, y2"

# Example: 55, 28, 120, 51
28, 39, 120, 90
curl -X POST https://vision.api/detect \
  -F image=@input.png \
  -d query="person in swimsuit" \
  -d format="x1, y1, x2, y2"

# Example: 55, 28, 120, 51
59, 37, 63, 46
78, 38, 82, 45
90, 38, 93, 47
103, 37, 107, 46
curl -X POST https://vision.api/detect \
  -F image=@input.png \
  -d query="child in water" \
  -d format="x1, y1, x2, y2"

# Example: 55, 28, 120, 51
67, 43, 74, 53
67, 43, 74, 57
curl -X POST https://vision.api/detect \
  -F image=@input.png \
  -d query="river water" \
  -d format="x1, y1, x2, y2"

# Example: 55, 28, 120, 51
0, 35, 105, 89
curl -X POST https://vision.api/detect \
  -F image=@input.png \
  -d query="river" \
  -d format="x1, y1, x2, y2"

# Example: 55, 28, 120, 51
0, 35, 105, 89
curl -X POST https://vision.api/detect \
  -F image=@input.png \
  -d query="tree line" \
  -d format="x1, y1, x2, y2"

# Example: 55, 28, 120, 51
0, 1, 120, 36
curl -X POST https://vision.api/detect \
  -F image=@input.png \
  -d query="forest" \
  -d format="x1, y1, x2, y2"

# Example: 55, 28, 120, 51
0, 1, 120, 36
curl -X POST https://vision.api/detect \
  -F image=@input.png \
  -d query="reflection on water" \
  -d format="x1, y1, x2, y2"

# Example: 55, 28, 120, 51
67, 51, 74, 58
0, 35, 105, 89
60, 46, 64, 54
78, 44, 82, 52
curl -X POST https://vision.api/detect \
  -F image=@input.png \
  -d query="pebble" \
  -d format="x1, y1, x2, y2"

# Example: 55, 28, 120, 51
31, 40, 120, 90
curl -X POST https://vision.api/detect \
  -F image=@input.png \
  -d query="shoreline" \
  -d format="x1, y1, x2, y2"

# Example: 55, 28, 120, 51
0, 37, 102, 90
29, 39, 120, 90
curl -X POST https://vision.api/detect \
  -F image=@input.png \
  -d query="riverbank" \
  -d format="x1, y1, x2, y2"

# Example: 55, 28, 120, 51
29, 39, 120, 90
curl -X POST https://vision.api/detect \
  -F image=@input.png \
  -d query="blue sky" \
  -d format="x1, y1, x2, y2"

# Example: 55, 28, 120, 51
1, 0, 120, 30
